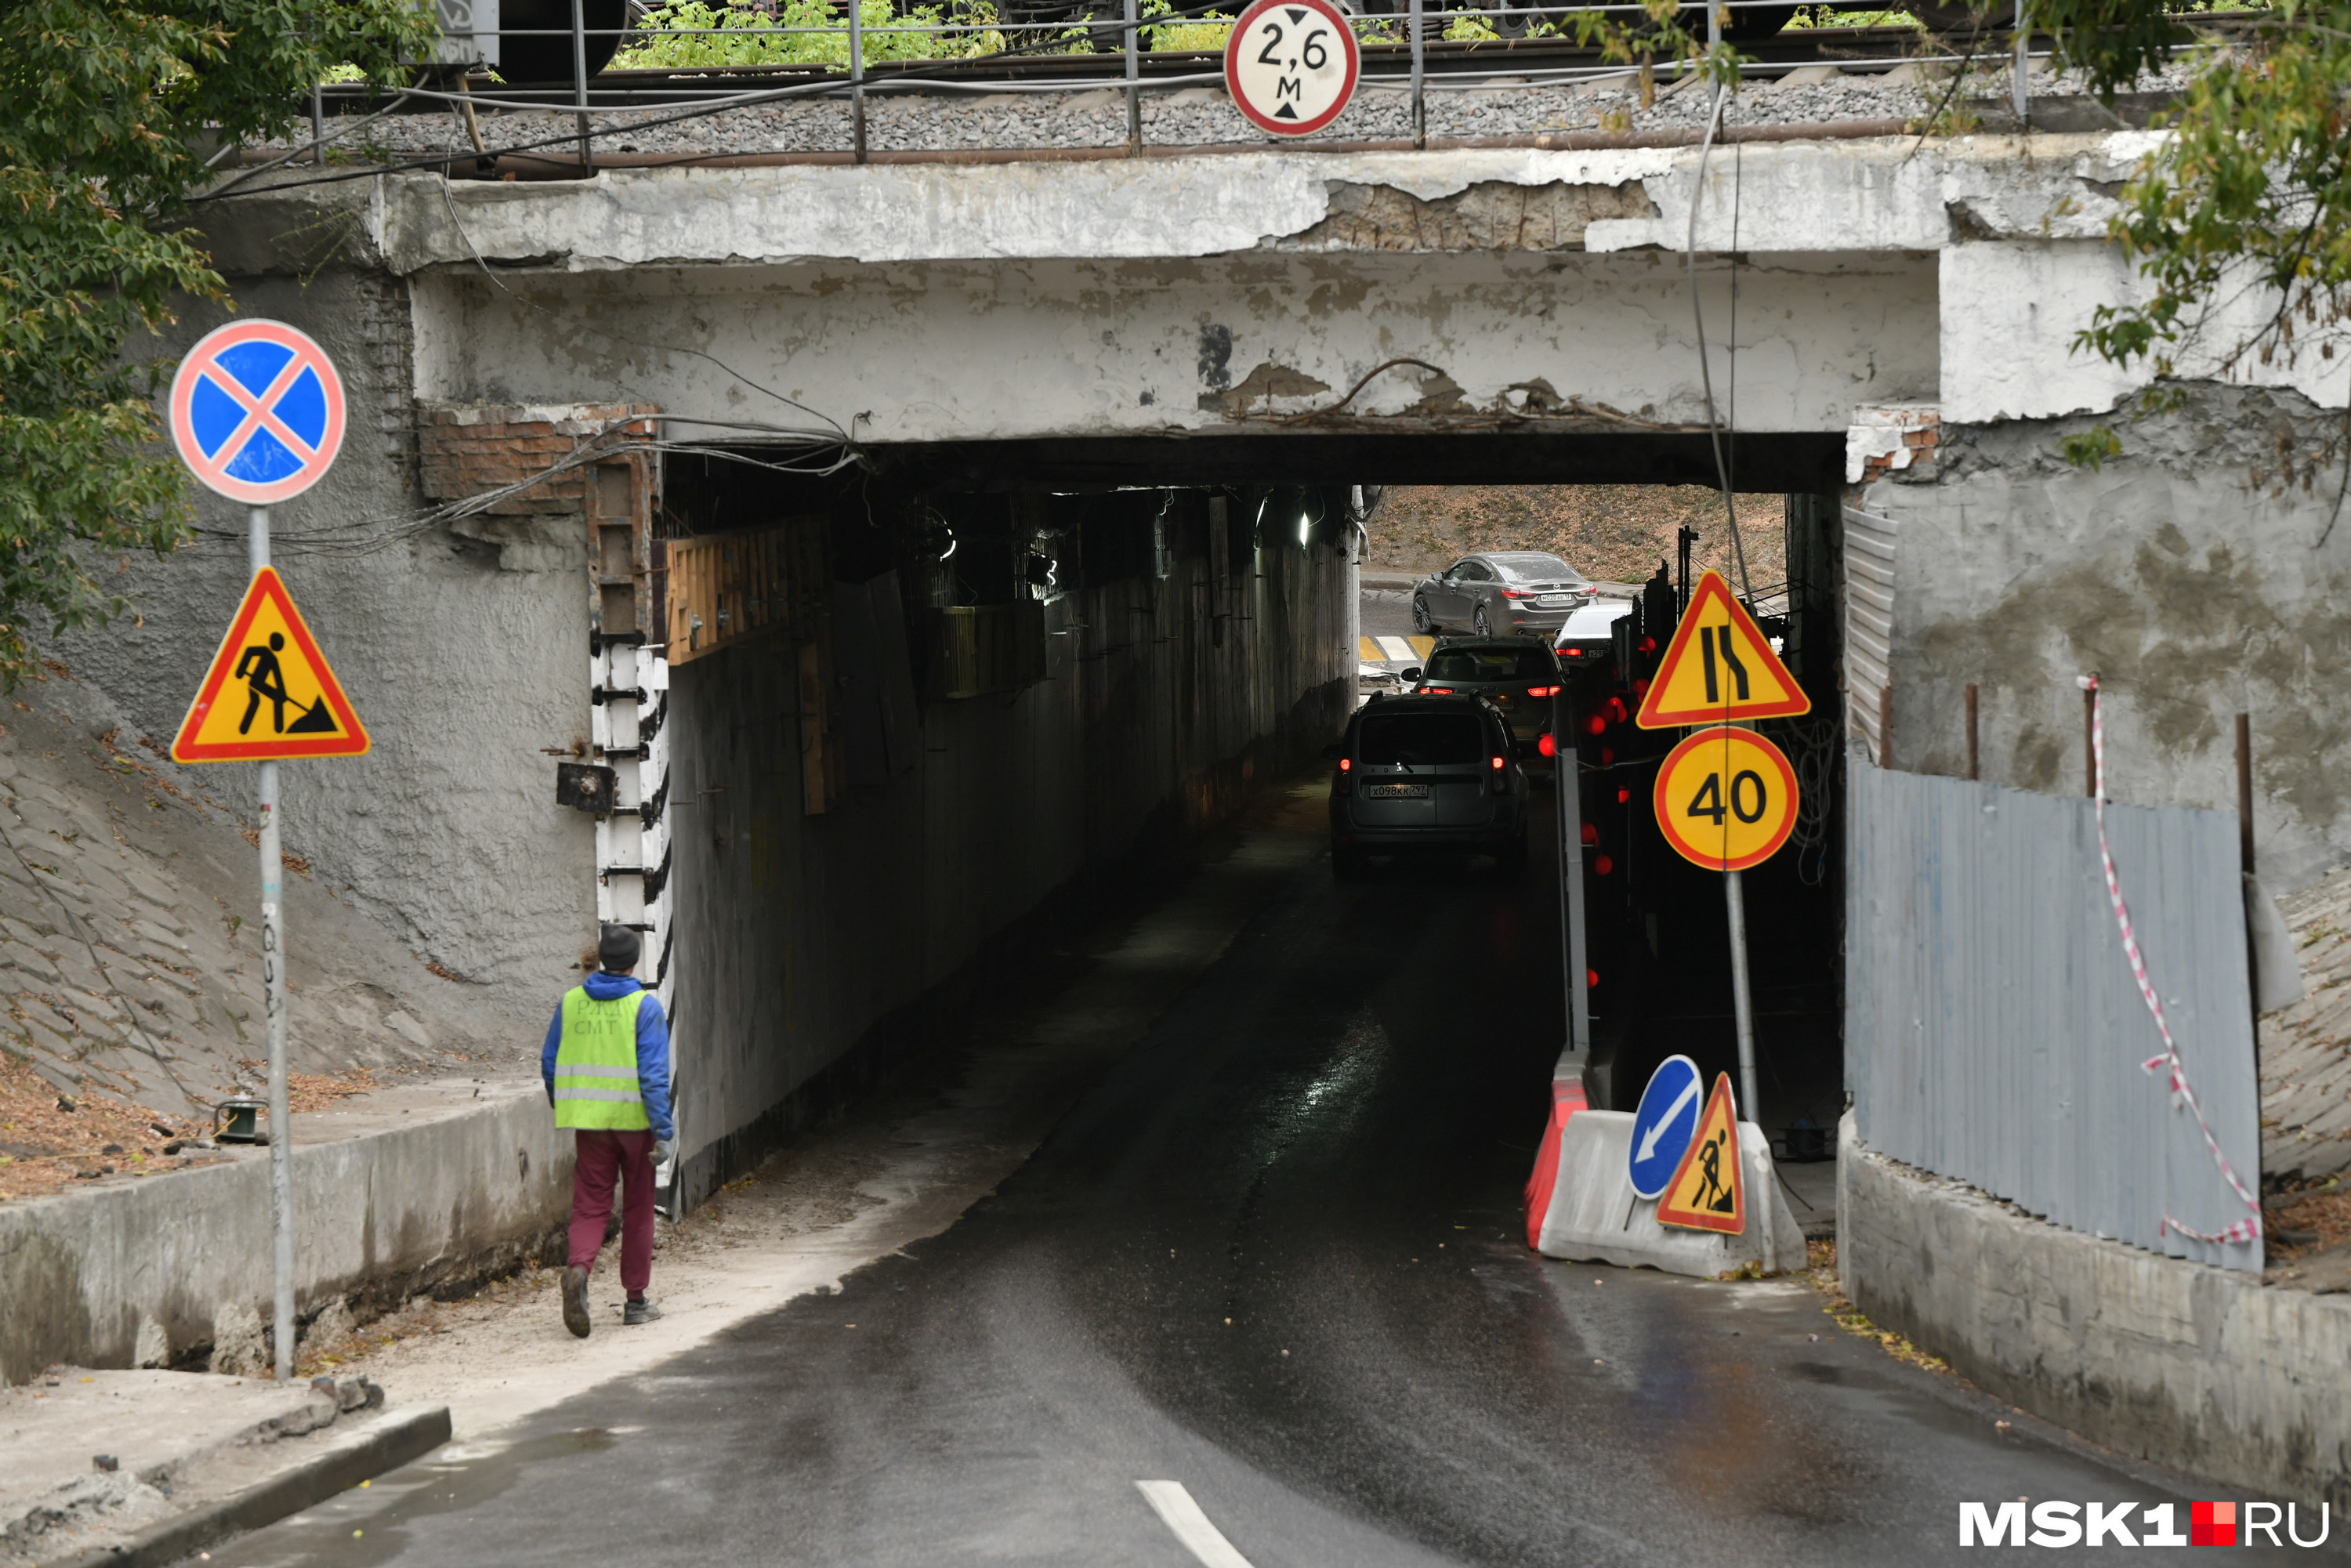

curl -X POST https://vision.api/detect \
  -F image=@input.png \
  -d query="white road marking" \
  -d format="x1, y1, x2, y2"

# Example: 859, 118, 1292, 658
1635, 1077, 1703, 1162
1376, 635, 1417, 661
1136, 1480, 1257, 1568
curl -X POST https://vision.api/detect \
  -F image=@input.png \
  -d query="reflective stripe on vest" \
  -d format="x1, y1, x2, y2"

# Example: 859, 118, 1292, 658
553, 986, 652, 1132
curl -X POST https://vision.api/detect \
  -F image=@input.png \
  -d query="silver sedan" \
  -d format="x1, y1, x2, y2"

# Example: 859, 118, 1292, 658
1411, 552, 1597, 638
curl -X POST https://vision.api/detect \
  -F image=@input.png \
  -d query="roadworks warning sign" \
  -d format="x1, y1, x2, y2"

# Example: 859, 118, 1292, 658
1654, 1074, 1745, 1235
172, 567, 369, 763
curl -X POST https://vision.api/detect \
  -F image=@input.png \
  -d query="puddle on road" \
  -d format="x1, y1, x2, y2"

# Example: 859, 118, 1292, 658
208, 1428, 619, 1567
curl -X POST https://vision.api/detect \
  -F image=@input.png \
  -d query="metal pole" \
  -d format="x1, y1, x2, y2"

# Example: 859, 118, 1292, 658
2238, 712, 2261, 1059
571, 0, 592, 169
2012, 1, 2029, 129
1724, 868, 1758, 1124
1408, 0, 1425, 150
1125, 0, 1142, 154
249, 507, 294, 1383
1707, 0, 1722, 118
2083, 680, 2096, 797
849, 0, 868, 164
1555, 692, 1590, 1057
1965, 682, 1980, 780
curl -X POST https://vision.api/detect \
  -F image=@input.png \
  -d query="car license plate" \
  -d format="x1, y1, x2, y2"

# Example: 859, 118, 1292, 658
1538, 593, 1572, 607
1364, 783, 1429, 799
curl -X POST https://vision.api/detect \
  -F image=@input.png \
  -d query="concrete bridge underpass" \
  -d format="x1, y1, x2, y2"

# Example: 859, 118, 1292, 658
82, 125, 2350, 1217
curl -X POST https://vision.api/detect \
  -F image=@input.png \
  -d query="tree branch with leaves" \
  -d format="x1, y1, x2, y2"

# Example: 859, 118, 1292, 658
0, 0, 431, 688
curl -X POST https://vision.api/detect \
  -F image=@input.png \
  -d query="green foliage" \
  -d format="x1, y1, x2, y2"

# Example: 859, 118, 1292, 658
1560, 0, 1745, 100
614, 0, 1008, 69
1142, 0, 1233, 51
2049, 0, 2351, 463
1444, 10, 1505, 41
2061, 424, 2125, 469
0, 0, 429, 687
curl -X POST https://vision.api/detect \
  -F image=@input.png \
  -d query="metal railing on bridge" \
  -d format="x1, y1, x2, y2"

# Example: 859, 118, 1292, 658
237, 0, 2161, 179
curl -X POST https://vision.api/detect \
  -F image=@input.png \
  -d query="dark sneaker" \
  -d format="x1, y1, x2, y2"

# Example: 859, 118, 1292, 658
623, 1298, 662, 1326
561, 1267, 592, 1339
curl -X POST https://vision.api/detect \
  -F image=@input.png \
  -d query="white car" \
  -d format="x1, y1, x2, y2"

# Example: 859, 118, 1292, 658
1554, 599, 1633, 672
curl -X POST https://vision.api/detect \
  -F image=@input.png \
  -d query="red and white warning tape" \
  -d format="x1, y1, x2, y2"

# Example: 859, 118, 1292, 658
2082, 675, 2262, 1248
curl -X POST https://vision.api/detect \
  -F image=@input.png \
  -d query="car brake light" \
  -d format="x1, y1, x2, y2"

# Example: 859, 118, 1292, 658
1339, 757, 1351, 771
1617, 786, 1631, 804
1502, 588, 1527, 599
1490, 755, 1505, 770
1585, 714, 1605, 735
1422, 686, 1453, 694
1526, 685, 1560, 698
1538, 733, 1556, 758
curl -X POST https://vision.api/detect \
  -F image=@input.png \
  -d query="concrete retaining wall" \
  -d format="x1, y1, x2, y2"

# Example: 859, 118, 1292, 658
1838, 1112, 2351, 1507
0, 1088, 569, 1385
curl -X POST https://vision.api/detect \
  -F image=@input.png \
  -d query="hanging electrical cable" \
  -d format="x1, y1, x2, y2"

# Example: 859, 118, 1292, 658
1684, 76, 1754, 609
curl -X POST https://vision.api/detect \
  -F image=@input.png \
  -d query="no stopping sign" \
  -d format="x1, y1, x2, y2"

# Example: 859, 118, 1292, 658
1224, 0, 1360, 136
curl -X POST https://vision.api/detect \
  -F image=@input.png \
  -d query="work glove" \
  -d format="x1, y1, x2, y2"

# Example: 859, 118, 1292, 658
654, 1138, 675, 1169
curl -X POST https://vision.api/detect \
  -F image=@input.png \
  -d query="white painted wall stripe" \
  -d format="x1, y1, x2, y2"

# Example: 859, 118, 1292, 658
1135, 1481, 1257, 1568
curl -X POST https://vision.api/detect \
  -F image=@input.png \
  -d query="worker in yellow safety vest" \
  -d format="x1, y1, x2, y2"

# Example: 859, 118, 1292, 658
542, 924, 673, 1337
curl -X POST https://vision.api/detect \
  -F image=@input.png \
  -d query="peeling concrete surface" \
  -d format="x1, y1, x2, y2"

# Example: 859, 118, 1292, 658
1862, 386, 2351, 894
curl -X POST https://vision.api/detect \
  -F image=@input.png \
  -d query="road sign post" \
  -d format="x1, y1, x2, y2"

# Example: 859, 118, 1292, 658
1553, 690, 1589, 1060
168, 320, 352, 1383
1637, 570, 1809, 1133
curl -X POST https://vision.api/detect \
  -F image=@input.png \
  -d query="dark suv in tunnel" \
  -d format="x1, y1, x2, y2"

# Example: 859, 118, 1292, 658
1326, 695, 1529, 879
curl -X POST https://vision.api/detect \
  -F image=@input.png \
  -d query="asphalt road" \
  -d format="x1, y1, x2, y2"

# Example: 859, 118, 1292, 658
216, 806, 2317, 1566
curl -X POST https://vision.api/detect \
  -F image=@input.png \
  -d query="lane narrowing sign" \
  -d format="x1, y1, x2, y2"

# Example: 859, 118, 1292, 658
1225, 0, 1360, 136
168, 320, 346, 505
1627, 1054, 1704, 1200
1635, 569, 1809, 729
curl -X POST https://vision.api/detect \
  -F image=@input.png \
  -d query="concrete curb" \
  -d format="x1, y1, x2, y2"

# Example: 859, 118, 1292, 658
40, 1405, 451, 1568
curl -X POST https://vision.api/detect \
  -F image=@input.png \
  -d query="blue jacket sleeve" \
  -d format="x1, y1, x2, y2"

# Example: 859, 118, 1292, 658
636, 994, 674, 1142
541, 1004, 564, 1104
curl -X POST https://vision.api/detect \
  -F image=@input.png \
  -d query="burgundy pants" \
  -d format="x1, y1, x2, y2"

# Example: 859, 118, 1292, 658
568, 1128, 656, 1295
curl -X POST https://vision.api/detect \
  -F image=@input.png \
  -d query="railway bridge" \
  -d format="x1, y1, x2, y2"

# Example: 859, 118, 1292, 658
75, 110, 2351, 1204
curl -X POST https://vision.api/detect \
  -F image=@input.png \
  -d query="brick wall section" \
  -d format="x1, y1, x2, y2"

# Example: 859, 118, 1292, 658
417, 402, 657, 514
1845, 404, 1940, 487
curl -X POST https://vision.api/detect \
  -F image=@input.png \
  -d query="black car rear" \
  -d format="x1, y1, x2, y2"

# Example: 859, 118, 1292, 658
1410, 638, 1564, 769
1327, 695, 1529, 877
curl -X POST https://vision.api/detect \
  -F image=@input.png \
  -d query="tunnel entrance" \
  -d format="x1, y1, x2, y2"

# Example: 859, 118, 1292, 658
651, 437, 1849, 1199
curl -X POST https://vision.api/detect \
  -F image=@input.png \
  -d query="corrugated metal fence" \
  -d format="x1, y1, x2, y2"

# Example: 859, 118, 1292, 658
1847, 757, 2263, 1271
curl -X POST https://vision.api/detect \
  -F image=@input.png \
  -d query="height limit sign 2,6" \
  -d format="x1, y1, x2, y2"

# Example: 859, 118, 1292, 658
1225, 0, 1359, 136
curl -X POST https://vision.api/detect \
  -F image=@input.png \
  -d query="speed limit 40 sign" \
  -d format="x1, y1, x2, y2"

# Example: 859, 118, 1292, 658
1653, 726, 1799, 871
1224, 0, 1360, 136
